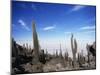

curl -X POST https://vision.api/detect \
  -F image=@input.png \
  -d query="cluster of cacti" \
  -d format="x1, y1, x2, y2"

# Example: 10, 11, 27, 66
12, 20, 96, 74
22, 43, 32, 53
71, 34, 77, 68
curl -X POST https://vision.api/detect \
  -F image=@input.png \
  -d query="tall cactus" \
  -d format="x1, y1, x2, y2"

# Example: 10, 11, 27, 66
71, 34, 77, 68
32, 21, 40, 63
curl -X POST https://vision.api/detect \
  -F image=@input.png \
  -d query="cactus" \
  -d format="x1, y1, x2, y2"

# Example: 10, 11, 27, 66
39, 50, 46, 64
64, 51, 69, 61
59, 44, 63, 58
56, 50, 58, 57
77, 53, 80, 63
86, 44, 90, 66
77, 53, 83, 67
71, 34, 77, 68
32, 21, 40, 63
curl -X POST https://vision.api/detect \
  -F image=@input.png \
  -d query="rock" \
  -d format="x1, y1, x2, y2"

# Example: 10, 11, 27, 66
43, 58, 67, 72
21, 62, 43, 73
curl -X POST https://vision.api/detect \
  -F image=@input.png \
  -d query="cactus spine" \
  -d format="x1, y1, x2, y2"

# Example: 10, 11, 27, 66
71, 34, 77, 68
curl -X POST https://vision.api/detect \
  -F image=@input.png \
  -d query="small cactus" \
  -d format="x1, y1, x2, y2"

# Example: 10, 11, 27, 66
59, 44, 63, 58
77, 53, 80, 63
39, 50, 46, 64
64, 51, 69, 61
56, 50, 58, 57
86, 44, 90, 66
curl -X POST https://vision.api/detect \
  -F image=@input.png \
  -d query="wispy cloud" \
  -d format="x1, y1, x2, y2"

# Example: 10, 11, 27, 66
43, 25, 56, 31
66, 5, 85, 15
80, 25, 95, 30
64, 25, 95, 35
18, 19, 30, 31
67, 5, 85, 14
71, 5, 85, 12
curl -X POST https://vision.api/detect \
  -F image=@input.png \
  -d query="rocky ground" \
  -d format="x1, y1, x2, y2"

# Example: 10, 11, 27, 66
11, 39, 96, 74
12, 56, 96, 74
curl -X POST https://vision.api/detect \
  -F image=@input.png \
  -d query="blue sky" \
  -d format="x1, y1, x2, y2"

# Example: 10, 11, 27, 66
12, 1, 96, 55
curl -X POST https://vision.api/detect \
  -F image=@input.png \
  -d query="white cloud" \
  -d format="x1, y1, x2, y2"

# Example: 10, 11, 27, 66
66, 5, 85, 15
43, 25, 56, 31
67, 5, 85, 14
18, 19, 30, 31
80, 25, 95, 30
72, 5, 85, 11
